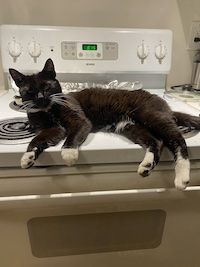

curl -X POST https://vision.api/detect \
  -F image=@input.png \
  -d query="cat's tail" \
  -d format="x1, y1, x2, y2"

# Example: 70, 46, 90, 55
173, 111, 200, 130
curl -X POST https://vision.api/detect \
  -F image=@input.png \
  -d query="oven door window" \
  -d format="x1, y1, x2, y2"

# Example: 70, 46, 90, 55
27, 209, 166, 258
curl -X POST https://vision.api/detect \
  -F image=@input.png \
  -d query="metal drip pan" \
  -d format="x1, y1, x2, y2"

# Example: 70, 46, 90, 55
0, 117, 35, 144
9, 101, 26, 113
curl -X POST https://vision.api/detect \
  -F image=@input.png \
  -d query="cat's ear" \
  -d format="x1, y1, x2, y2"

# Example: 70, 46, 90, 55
9, 69, 25, 86
42, 58, 56, 79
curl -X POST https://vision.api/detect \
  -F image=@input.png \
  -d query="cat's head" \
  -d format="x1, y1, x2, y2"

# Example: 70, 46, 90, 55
9, 58, 62, 109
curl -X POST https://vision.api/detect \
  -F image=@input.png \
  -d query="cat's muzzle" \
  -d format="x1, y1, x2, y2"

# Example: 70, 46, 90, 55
35, 98, 51, 108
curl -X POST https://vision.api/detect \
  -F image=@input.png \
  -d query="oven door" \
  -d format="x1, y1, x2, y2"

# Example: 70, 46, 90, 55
0, 164, 200, 267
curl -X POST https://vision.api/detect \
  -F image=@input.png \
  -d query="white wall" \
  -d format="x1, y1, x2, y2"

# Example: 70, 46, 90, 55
178, 0, 200, 41
177, 0, 200, 65
0, 0, 191, 88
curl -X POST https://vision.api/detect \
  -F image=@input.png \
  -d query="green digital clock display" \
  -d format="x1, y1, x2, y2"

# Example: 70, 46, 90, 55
82, 44, 97, 51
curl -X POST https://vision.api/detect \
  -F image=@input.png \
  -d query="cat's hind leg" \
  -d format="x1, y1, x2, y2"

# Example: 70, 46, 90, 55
117, 123, 163, 177
147, 114, 190, 190
21, 126, 66, 168
138, 147, 159, 177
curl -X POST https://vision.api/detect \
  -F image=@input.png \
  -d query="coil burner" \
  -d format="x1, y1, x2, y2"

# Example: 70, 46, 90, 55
0, 117, 35, 145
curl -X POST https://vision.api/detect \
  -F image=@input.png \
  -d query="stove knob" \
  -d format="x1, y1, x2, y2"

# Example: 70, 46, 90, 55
8, 40, 22, 62
137, 42, 149, 64
155, 43, 167, 63
28, 41, 41, 62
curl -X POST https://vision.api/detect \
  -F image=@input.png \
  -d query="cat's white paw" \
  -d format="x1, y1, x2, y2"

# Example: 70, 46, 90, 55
137, 149, 154, 177
21, 151, 35, 169
174, 176, 190, 190
174, 154, 190, 190
61, 148, 79, 166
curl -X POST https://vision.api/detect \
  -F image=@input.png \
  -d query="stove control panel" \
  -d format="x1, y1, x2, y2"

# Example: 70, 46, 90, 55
0, 25, 172, 74
61, 41, 118, 60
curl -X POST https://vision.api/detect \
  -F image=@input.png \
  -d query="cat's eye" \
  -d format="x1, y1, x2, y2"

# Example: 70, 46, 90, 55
19, 87, 29, 96
28, 88, 36, 95
44, 84, 51, 91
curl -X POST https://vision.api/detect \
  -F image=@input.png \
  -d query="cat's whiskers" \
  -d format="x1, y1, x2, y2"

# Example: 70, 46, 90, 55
21, 103, 34, 108
19, 100, 38, 112
51, 98, 72, 108
22, 100, 33, 104
51, 93, 65, 96
50, 95, 82, 112
21, 101, 33, 107
19, 106, 34, 112
19, 102, 35, 111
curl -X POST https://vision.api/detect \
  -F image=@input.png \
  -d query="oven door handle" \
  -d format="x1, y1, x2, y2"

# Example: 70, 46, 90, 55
0, 186, 199, 210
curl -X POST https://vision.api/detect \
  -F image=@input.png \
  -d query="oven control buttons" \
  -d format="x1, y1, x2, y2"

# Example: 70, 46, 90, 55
155, 43, 167, 63
8, 39, 22, 62
28, 41, 41, 62
137, 42, 149, 64
61, 41, 118, 60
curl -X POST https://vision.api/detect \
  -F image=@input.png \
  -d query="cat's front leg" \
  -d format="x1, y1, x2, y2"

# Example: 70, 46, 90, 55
21, 127, 66, 168
21, 149, 37, 169
61, 148, 79, 167
146, 114, 190, 190
61, 119, 92, 166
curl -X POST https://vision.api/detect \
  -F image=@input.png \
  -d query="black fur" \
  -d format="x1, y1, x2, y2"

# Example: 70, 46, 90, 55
9, 59, 200, 188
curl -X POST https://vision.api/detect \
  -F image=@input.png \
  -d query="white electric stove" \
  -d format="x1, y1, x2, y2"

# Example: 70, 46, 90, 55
1, 25, 200, 267
1, 25, 200, 167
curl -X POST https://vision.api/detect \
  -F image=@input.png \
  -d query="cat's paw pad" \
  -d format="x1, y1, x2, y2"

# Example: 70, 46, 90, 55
174, 175, 190, 190
21, 151, 35, 169
61, 148, 79, 166
137, 162, 153, 177
137, 151, 154, 177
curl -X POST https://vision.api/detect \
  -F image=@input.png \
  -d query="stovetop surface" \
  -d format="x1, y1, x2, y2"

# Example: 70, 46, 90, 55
164, 88, 200, 111
1, 89, 200, 148
0, 88, 200, 167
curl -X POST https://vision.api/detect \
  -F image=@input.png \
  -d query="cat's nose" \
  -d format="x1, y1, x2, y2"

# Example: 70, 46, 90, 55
37, 92, 43, 99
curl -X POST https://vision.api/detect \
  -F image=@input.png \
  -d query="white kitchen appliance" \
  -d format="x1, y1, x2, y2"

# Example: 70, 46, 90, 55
0, 25, 200, 267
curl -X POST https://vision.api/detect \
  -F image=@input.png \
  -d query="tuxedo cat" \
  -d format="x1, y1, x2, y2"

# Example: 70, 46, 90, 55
9, 59, 200, 190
